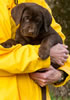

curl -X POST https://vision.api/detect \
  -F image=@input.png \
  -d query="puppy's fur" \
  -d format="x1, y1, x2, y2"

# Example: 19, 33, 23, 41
1, 3, 63, 62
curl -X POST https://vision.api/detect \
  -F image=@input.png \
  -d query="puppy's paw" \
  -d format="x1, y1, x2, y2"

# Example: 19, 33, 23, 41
39, 47, 49, 60
0, 39, 17, 48
1, 42, 12, 48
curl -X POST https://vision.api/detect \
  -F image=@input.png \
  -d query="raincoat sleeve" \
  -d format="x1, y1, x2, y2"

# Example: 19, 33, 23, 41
0, 0, 50, 76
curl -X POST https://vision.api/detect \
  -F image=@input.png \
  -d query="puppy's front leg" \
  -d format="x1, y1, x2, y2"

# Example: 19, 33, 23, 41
39, 36, 52, 60
0, 39, 17, 48
39, 34, 62, 60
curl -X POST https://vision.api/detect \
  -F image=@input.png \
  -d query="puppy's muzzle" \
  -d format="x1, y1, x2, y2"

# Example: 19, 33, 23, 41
21, 24, 38, 37
28, 28, 34, 33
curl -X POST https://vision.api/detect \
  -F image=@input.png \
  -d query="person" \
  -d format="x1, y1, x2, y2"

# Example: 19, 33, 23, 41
0, 0, 70, 100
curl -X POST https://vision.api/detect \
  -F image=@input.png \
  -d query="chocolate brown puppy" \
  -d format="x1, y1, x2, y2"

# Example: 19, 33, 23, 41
1, 3, 63, 60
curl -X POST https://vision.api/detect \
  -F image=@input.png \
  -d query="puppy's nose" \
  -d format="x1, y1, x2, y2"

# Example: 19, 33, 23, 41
29, 29, 34, 33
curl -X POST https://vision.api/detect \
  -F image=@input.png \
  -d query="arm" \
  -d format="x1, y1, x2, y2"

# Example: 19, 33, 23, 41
0, 44, 50, 76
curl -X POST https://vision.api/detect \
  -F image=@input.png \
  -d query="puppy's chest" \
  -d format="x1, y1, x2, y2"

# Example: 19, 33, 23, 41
29, 34, 47, 45
29, 37, 42, 45
16, 28, 48, 45
23, 32, 48, 45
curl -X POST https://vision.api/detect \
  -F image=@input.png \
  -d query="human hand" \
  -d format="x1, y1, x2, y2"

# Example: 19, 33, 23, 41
29, 65, 62, 87
50, 43, 69, 65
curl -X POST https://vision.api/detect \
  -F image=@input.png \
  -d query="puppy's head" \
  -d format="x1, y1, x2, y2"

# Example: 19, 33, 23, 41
11, 3, 52, 38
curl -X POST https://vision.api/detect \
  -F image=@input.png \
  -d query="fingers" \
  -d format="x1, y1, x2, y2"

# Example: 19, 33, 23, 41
35, 70, 61, 87
60, 49, 69, 54
62, 44, 68, 49
56, 57, 67, 65
56, 44, 69, 52
35, 79, 47, 87
63, 54, 68, 59
59, 50, 69, 65
57, 43, 68, 48
57, 44, 69, 54
29, 72, 48, 87
50, 43, 69, 64
57, 60, 64, 66
29, 67, 62, 87
30, 72, 47, 87
62, 58, 67, 63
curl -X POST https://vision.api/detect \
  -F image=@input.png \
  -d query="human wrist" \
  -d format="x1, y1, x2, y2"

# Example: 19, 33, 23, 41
54, 70, 65, 85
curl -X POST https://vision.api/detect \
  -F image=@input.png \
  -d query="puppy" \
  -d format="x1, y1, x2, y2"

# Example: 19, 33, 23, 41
1, 3, 63, 62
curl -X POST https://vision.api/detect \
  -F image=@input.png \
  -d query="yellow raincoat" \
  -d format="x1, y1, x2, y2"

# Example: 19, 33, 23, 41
0, 0, 70, 100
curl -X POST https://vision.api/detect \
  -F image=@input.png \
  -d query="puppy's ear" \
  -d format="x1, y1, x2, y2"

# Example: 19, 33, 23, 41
42, 9, 52, 32
11, 3, 26, 25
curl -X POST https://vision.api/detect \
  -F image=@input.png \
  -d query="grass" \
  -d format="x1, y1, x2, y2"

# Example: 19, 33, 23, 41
50, 92, 70, 100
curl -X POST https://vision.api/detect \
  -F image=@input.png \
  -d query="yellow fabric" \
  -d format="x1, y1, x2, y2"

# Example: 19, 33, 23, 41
0, 0, 70, 100
54, 55, 70, 87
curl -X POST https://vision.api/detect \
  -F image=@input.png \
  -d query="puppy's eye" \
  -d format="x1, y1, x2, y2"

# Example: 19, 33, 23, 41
24, 16, 30, 22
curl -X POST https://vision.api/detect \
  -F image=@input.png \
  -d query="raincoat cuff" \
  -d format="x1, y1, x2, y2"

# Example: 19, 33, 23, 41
53, 55, 70, 87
